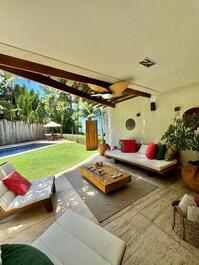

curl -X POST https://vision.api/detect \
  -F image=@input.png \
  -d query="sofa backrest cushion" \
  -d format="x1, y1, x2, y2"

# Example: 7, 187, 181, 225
0, 162, 15, 177
3, 171, 31, 196
155, 144, 166, 160
146, 143, 158, 160
121, 140, 136, 153
138, 144, 148, 154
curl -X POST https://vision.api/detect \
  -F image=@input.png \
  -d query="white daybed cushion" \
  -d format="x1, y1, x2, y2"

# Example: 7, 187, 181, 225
0, 181, 9, 197
0, 190, 16, 211
7, 176, 54, 211
105, 150, 177, 172
33, 210, 126, 265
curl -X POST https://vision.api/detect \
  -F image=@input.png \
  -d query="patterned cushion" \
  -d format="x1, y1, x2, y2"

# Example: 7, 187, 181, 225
164, 147, 177, 161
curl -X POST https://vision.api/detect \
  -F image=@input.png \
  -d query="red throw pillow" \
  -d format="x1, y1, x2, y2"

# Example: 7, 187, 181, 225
121, 140, 136, 153
146, 143, 158, 160
3, 171, 31, 196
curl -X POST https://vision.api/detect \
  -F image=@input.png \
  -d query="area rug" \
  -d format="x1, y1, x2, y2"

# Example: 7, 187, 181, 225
65, 166, 158, 222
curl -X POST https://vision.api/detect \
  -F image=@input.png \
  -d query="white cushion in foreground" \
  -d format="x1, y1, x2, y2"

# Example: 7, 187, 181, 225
33, 209, 126, 265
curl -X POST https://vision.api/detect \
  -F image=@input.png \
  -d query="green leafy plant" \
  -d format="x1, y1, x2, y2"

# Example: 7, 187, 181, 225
161, 114, 199, 158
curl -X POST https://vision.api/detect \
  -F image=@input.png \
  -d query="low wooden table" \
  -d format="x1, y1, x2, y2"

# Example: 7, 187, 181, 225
79, 162, 132, 193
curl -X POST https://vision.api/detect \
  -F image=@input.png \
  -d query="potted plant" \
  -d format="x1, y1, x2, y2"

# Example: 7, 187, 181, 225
161, 113, 199, 191
161, 113, 199, 160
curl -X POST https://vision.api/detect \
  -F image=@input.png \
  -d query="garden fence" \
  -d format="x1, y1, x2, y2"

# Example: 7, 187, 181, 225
0, 119, 45, 146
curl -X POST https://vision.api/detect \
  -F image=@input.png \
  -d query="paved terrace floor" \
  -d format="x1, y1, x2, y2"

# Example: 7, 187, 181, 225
0, 155, 198, 265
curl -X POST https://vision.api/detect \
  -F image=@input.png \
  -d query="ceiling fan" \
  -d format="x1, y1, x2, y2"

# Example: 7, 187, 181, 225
88, 81, 129, 99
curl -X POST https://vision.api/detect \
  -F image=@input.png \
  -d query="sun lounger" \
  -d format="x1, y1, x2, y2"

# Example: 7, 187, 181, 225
0, 162, 55, 220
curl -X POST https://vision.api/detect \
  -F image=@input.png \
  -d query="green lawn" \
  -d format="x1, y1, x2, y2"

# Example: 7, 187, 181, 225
0, 143, 97, 180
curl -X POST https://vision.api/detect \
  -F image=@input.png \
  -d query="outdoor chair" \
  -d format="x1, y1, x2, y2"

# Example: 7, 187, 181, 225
0, 162, 55, 220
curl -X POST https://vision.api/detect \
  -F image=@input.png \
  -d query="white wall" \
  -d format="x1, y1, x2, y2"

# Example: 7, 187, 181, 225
104, 83, 199, 164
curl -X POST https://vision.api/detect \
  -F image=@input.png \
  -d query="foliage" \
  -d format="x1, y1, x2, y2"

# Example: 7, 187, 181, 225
0, 71, 103, 134
161, 114, 199, 152
0, 143, 97, 180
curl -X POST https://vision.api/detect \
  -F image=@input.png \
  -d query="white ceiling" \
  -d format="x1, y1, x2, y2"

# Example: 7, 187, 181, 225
0, 0, 199, 93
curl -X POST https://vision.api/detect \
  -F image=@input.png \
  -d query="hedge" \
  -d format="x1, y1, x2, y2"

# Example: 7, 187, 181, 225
63, 134, 102, 145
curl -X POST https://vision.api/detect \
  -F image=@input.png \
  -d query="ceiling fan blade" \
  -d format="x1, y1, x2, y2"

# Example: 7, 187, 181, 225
87, 84, 109, 93
109, 81, 129, 94
91, 93, 102, 97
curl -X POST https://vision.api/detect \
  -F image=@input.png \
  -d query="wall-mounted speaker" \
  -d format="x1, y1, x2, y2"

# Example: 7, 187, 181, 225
174, 106, 181, 112
150, 102, 156, 111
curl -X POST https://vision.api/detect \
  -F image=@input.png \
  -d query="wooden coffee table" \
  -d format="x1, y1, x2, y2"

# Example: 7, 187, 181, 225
79, 162, 131, 193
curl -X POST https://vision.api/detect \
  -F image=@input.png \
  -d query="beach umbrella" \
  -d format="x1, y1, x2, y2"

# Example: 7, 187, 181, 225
43, 121, 62, 128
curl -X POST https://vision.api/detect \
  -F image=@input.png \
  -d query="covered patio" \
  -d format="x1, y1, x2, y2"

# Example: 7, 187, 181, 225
0, 1, 199, 265
0, 154, 198, 264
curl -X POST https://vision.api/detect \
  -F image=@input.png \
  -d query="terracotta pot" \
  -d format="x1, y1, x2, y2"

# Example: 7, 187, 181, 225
98, 143, 107, 156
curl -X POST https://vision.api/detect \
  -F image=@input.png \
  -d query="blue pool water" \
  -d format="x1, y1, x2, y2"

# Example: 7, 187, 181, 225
0, 143, 54, 158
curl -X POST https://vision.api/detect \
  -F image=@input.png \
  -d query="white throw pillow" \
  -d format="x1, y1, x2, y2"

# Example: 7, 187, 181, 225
138, 144, 148, 154
187, 206, 199, 224
178, 194, 197, 217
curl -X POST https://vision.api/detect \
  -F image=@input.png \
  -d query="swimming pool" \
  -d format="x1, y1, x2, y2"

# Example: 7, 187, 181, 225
0, 143, 54, 158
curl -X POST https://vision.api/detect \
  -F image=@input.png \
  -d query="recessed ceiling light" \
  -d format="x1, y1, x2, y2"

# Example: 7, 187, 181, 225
139, 57, 157, 68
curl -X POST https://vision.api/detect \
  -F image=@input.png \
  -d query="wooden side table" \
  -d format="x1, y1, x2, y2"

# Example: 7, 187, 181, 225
181, 164, 199, 192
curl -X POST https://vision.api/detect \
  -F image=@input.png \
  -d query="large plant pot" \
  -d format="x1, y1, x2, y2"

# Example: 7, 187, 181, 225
181, 164, 199, 192
98, 143, 110, 156
98, 143, 106, 156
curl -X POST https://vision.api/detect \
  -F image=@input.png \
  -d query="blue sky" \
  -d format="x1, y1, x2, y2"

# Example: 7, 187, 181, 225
16, 77, 46, 96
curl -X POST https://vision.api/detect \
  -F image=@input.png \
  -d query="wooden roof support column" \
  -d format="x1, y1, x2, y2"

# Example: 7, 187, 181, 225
0, 65, 115, 108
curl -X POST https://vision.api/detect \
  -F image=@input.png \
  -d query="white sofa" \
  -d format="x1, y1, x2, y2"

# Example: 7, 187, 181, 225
0, 210, 125, 265
105, 150, 177, 174
0, 162, 55, 220
32, 209, 126, 265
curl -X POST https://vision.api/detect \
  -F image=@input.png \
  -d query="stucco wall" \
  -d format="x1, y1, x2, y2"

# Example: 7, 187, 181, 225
104, 83, 199, 164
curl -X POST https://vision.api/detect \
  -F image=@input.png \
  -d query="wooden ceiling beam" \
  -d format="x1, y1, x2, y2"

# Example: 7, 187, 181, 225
0, 65, 115, 108
124, 88, 151, 98
0, 53, 110, 87
111, 95, 137, 104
